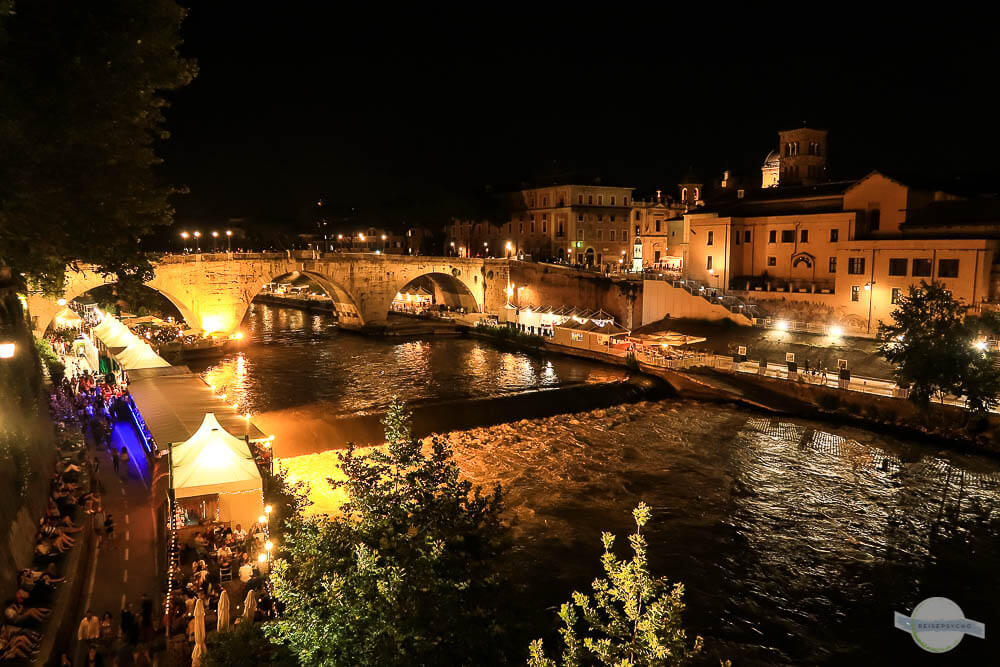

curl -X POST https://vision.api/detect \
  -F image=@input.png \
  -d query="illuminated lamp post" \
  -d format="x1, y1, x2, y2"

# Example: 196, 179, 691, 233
505, 241, 513, 259
483, 241, 488, 257
449, 241, 455, 256
226, 230, 233, 252
180, 231, 189, 253
211, 230, 219, 252
193, 231, 202, 252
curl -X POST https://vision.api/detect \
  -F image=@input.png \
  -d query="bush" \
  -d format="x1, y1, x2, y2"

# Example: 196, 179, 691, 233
34, 338, 65, 384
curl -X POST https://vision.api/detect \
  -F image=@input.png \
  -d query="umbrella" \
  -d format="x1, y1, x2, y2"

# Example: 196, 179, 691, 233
243, 589, 257, 623
217, 589, 230, 632
192, 597, 207, 666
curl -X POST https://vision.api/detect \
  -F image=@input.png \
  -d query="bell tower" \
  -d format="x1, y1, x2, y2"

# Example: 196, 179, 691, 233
777, 126, 828, 186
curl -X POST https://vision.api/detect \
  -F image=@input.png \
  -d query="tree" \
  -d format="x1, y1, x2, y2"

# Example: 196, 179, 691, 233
877, 281, 1000, 416
527, 503, 705, 667
204, 623, 297, 667
266, 398, 509, 666
0, 1, 196, 293
877, 281, 970, 408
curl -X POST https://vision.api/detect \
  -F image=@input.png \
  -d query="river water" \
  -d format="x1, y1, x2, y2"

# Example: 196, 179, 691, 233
195, 304, 1000, 664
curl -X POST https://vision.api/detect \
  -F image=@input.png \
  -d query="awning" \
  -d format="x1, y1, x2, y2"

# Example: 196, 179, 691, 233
127, 367, 266, 448
115, 340, 170, 369
170, 413, 262, 498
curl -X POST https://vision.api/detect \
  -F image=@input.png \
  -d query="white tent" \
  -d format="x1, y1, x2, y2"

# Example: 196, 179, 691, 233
170, 413, 263, 527
52, 307, 83, 328
115, 340, 170, 369
93, 316, 139, 348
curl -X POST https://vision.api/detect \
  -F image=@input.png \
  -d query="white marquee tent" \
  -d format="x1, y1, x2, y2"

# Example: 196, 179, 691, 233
169, 413, 263, 527
114, 340, 170, 370
93, 316, 137, 348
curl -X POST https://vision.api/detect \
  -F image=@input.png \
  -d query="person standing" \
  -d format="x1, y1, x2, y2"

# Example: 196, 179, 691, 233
119, 447, 129, 479
77, 609, 100, 641
111, 449, 119, 475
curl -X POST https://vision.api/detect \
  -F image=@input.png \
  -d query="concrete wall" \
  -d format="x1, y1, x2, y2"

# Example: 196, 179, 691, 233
506, 261, 642, 328
641, 280, 752, 326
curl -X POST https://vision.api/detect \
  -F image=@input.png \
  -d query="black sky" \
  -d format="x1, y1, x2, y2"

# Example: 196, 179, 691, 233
161, 7, 997, 228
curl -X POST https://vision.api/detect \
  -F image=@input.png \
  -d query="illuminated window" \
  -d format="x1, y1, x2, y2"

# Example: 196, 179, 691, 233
851, 285, 860, 302
694, 187, 700, 200
571, 332, 584, 341
891, 288, 902, 304
682, 187, 688, 201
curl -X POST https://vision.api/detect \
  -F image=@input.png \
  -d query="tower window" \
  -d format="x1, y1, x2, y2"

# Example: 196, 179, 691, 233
682, 187, 688, 201
694, 187, 700, 200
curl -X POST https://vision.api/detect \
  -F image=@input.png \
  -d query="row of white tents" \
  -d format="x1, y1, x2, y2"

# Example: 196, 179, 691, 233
91, 313, 171, 370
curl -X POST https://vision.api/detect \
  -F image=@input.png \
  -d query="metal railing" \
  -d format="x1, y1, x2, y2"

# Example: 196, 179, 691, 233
668, 279, 766, 320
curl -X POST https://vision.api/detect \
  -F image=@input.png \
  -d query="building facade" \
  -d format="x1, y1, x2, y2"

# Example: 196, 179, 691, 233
684, 163, 1000, 332
501, 185, 636, 267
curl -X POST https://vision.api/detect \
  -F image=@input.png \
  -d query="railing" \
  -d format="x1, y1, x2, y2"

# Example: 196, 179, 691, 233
751, 317, 870, 337
668, 279, 766, 320
636, 351, 918, 400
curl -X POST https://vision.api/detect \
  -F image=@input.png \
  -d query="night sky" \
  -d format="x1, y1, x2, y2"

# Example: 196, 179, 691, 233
161, 7, 994, 229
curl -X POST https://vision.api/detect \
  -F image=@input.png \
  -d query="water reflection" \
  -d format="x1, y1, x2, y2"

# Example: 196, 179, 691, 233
191, 303, 624, 419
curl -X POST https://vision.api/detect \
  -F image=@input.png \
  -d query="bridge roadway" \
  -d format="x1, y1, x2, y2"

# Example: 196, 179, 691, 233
28, 252, 511, 336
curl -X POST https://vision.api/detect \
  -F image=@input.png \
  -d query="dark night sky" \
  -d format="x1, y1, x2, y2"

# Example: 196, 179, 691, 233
160, 7, 996, 228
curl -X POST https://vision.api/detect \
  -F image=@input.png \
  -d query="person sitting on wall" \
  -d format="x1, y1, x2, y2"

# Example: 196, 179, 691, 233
4, 601, 51, 625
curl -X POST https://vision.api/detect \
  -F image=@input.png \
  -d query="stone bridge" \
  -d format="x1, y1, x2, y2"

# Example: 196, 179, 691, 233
28, 252, 511, 335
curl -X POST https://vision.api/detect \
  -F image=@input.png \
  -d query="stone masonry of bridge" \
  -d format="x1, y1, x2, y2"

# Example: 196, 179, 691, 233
28, 253, 511, 335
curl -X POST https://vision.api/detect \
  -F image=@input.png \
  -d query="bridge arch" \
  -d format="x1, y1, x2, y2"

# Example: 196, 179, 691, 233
242, 269, 366, 328
385, 271, 481, 318
30, 269, 200, 335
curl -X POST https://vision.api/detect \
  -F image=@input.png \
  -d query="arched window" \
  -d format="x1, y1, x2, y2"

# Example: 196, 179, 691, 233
694, 187, 700, 200
682, 187, 688, 201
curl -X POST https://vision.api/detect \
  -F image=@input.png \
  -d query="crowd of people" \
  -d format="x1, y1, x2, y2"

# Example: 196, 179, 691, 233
1, 377, 99, 662
165, 522, 277, 643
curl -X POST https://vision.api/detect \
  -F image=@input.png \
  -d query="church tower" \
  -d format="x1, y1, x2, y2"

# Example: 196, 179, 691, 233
678, 172, 703, 211
776, 126, 828, 186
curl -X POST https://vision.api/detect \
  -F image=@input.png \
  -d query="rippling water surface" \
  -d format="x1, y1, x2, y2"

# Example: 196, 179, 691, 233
203, 305, 1000, 664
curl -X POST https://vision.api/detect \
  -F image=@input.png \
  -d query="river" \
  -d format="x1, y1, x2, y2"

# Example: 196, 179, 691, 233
194, 304, 1000, 664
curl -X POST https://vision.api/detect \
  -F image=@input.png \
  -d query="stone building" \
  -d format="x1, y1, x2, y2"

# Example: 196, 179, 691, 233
684, 157, 1000, 332
501, 185, 636, 267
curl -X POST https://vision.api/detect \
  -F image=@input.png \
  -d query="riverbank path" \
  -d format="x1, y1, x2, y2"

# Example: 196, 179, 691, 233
72, 417, 159, 664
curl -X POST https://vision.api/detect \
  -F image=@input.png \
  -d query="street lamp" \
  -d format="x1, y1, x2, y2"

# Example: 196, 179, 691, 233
211, 230, 219, 252
180, 231, 189, 253
505, 241, 513, 258
865, 281, 875, 333
225, 230, 232, 252
193, 231, 201, 252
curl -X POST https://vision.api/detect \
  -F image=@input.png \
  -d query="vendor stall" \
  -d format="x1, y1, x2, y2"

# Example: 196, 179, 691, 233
169, 412, 263, 531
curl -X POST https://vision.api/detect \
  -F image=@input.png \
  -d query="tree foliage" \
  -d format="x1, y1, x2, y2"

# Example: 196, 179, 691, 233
877, 281, 1000, 415
266, 398, 509, 666
528, 503, 704, 667
0, 0, 196, 293
203, 622, 297, 667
